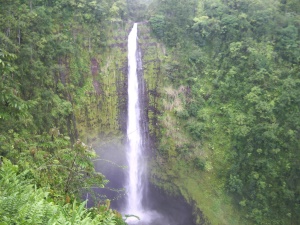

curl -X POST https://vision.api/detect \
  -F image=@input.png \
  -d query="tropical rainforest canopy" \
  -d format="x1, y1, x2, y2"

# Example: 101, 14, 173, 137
0, 0, 299, 224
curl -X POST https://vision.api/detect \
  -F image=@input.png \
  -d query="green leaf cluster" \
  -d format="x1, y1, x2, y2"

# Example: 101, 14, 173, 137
0, 158, 125, 225
0, 0, 130, 224
148, 0, 300, 224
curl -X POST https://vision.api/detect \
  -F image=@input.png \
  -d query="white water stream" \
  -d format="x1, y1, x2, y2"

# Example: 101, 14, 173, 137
122, 23, 192, 225
125, 23, 146, 222
91, 22, 194, 225
125, 22, 164, 225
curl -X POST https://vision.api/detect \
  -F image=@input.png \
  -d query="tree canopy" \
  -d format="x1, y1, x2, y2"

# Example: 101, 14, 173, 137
148, 0, 300, 224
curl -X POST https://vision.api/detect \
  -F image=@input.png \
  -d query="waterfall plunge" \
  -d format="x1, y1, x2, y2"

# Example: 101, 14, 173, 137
125, 23, 168, 225
92, 22, 194, 225
126, 23, 147, 222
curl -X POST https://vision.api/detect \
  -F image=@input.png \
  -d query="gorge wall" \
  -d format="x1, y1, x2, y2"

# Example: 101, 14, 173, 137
73, 22, 206, 224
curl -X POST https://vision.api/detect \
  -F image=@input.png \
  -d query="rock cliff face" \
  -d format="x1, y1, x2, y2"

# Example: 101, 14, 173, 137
138, 22, 165, 154
73, 21, 204, 224
74, 22, 129, 143
74, 22, 165, 146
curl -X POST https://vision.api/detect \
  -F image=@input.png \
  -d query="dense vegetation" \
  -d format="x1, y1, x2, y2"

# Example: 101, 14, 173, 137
0, 0, 128, 224
0, 158, 124, 225
1, 0, 300, 224
148, 0, 300, 224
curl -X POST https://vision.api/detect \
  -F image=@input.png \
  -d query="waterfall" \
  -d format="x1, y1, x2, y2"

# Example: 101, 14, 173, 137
122, 23, 194, 225
125, 22, 164, 225
126, 23, 146, 220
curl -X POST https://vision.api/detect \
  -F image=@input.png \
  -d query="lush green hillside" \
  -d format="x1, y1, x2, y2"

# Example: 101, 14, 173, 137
147, 0, 300, 224
1, 0, 300, 224
0, 0, 128, 224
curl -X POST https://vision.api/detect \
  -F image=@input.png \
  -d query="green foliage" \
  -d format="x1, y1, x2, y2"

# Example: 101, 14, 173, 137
0, 49, 34, 122
148, 0, 197, 46
0, 159, 126, 225
193, 157, 205, 171
127, 0, 147, 21
0, 128, 108, 202
109, 0, 127, 22
0, 0, 130, 223
149, 15, 166, 39
148, 0, 300, 224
